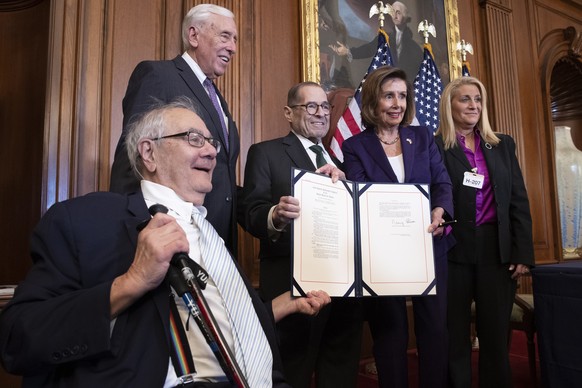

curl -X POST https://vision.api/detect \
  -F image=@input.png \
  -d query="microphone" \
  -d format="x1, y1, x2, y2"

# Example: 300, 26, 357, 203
137, 204, 209, 289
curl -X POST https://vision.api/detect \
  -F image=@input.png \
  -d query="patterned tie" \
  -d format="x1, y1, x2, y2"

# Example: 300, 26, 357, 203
309, 144, 327, 168
191, 211, 273, 387
203, 78, 229, 152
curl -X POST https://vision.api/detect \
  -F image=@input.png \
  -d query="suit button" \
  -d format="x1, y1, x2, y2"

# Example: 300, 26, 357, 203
62, 348, 71, 357
71, 345, 80, 355
225, 196, 232, 202
52, 352, 62, 361
80, 344, 88, 354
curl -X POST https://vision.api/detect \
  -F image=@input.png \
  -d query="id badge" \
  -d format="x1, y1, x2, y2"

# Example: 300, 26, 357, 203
463, 171, 485, 189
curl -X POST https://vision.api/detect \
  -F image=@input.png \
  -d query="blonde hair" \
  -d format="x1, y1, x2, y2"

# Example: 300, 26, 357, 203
436, 76, 500, 150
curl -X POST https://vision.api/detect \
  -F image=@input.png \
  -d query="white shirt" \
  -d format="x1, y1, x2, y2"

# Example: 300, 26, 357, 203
292, 131, 334, 168
267, 132, 335, 235
181, 52, 228, 130
141, 181, 234, 386
388, 153, 405, 183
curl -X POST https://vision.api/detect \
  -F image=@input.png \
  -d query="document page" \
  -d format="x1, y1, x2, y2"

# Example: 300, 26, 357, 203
358, 184, 435, 295
292, 170, 356, 296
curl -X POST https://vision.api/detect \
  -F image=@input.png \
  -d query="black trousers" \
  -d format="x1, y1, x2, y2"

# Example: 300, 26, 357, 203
276, 298, 364, 388
366, 247, 449, 388
447, 223, 517, 388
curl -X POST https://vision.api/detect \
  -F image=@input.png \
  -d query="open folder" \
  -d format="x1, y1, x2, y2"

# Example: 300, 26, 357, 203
291, 168, 436, 297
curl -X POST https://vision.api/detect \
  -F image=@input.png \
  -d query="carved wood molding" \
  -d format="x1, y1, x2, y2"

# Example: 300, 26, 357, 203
564, 26, 582, 58
538, 27, 578, 115
538, 26, 580, 260
0, 0, 44, 12
479, 0, 524, 162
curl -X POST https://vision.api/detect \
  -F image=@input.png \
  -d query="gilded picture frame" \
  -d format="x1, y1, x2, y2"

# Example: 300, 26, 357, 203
300, 0, 461, 89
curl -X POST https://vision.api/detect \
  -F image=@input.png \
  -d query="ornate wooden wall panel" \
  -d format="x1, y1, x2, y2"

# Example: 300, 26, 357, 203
481, 1, 525, 157
513, 0, 556, 262
237, 0, 301, 282
0, 1, 49, 287
103, 0, 184, 191
0, 4, 50, 388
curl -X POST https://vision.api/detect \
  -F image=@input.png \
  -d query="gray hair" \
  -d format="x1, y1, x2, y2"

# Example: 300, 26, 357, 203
181, 4, 234, 50
125, 97, 201, 177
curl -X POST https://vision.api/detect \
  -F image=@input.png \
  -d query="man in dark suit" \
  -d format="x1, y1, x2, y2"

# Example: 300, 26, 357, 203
0, 98, 330, 387
110, 4, 240, 254
242, 82, 363, 387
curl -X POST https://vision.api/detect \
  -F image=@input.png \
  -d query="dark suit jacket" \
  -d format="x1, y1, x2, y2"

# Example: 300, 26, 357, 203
342, 126, 455, 256
435, 133, 534, 265
0, 191, 289, 387
242, 132, 330, 300
109, 55, 240, 252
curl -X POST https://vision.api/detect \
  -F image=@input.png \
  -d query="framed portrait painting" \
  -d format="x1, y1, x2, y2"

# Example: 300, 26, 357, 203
300, 0, 461, 92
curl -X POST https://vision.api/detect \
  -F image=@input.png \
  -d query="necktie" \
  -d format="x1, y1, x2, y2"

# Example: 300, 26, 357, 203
191, 211, 272, 387
309, 144, 327, 168
203, 78, 229, 152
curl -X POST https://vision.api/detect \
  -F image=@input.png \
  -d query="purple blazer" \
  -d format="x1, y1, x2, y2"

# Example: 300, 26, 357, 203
342, 126, 455, 255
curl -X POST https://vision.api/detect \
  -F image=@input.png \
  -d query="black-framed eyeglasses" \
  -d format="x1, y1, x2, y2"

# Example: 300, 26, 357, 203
152, 130, 221, 153
290, 102, 332, 115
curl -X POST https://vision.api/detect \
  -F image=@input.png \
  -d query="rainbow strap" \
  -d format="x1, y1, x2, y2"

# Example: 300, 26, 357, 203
169, 296, 195, 376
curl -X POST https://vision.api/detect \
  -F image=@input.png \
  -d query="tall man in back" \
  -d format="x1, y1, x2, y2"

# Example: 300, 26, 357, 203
110, 4, 240, 253
242, 82, 364, 387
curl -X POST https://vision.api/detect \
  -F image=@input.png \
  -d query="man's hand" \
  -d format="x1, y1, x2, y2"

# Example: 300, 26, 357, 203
272, 196, 301, 230
329, 41, 349, 56
110, 213, 189, 317
316, 164, 346, 183
272, 290, 332, 322
509, 264, 530, 279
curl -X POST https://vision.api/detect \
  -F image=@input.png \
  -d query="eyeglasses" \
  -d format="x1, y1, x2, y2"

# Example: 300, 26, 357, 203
152, 130, 221, 153
290, 102, 332, 115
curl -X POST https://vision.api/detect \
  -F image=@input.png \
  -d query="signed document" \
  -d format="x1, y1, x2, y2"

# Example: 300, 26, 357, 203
291, 168, 435, 297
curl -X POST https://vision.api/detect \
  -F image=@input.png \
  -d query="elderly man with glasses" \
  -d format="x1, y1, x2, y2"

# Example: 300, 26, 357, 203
0, 97, 332, 388
242, 82, 364, 388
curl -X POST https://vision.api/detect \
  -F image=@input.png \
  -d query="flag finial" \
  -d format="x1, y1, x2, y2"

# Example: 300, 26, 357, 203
417, 20, 436, 45
456, 39, 474, 62
369, 2, 394, 29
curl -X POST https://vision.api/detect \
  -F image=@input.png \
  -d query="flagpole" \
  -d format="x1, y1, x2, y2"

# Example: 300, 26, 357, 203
412, 20, 443, 132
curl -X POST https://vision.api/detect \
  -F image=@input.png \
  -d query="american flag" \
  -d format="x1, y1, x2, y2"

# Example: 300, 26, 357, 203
329, 29, 393, 162
413, 44, 443, 133
462, 60, 471, 76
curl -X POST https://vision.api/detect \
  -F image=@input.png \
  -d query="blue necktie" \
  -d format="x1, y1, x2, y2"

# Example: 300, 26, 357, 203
203, 78, 229, 152
191, 210, 272, 386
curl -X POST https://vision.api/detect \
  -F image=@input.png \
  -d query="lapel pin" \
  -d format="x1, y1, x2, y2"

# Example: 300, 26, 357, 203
406, 138, 412, 144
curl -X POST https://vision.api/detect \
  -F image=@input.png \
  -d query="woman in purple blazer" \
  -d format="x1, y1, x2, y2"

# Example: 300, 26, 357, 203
342, 66, 454, 388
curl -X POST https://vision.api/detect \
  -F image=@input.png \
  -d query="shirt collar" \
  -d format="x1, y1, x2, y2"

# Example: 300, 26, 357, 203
141, 180, 207, 221
182, 52, 208, 86
291, 130, 326, 154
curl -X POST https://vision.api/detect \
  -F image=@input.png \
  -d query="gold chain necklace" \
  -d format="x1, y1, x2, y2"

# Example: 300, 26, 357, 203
377, 134, 400, 145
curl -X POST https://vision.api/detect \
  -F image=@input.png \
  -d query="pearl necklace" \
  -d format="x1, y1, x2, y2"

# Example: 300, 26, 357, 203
377, 134, 400, 145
